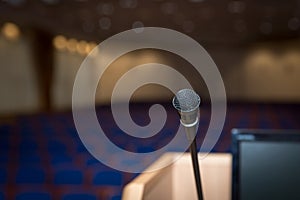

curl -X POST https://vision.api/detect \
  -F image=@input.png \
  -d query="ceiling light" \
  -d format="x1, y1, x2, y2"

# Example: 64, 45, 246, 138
2, 22, 20, 41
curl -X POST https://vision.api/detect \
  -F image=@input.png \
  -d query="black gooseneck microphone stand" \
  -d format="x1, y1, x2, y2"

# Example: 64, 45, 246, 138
190, 138, 204, 200
172, 88, 204, 200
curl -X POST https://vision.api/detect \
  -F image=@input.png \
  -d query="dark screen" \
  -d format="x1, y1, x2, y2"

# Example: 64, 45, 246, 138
240, 141, 300, 200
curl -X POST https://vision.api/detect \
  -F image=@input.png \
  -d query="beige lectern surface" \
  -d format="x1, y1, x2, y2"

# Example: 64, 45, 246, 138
122, 153, 232, 200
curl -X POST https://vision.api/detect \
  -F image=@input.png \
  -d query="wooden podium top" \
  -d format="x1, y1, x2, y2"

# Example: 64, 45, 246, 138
122, 153, 232, 200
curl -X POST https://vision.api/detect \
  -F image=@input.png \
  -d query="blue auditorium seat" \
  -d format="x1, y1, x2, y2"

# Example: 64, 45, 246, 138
93, 171, 123, 186
76, 143, 88, 153
62, 194, 97, 200
54, 169, 83, 184
16, 167, 45, 184
50, 154, 72, 165
0, 154, 8, 163
16, 192, 51, 200
0, 168, 6, 184
19, 153, 41, 164
19, 140, 38, 152
136, 146, 155, 153
48, 140, 66, 153
110, 195, 122, 200
0, 142, 9, 152
85, 155, 102, 166
0, 192, 4, 200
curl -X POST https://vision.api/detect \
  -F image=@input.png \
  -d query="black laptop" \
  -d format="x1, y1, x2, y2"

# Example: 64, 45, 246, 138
231, 129, 300, 200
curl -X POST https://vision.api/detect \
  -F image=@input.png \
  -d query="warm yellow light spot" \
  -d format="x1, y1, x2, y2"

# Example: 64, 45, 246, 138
76, 40, 88, 55
244, 49, 275, 70
53, 35, 67, 50
66, 38, 77, 53
2, 22, 20, 41
85, 42, 98, 55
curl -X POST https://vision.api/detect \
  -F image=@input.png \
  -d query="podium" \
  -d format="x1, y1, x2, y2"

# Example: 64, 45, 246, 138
122, 153, 232, 200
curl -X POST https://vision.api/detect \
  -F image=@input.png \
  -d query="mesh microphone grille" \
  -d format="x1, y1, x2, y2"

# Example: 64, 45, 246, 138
172, 89, 200, 112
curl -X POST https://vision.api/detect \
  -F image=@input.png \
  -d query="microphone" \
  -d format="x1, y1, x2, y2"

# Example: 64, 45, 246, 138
173, 89, 204, 200
172, 88, 200, 142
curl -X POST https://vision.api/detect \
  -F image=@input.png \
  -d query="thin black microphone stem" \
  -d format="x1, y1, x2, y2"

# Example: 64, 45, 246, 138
190, 138, 204, 200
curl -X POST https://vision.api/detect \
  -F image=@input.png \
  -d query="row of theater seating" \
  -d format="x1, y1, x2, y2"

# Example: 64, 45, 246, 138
0, 102, 299, 199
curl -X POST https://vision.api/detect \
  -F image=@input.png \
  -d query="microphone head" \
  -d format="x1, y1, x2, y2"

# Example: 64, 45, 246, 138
172, 89, 201, 113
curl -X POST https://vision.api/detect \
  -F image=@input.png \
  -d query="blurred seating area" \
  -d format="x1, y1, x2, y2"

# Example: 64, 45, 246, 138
0, 102, 299, 199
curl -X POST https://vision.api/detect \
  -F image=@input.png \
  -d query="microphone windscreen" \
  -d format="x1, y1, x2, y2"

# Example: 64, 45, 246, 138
173, 89, 200, 112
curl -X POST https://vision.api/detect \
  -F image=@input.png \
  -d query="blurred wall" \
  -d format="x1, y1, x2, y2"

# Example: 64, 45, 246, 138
210, 43, 300, 102
52, 50, 85, 110
0, 36, 300, 115
0, 35, 40, 114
